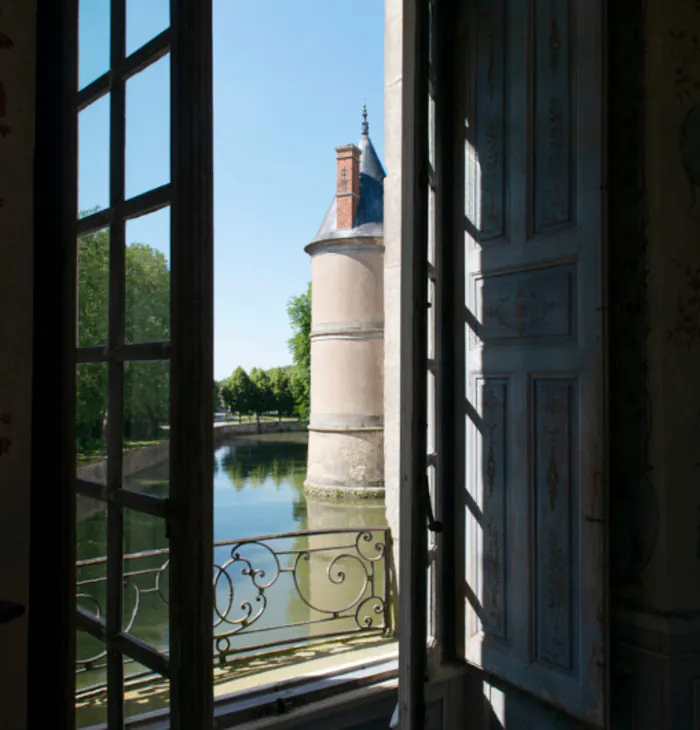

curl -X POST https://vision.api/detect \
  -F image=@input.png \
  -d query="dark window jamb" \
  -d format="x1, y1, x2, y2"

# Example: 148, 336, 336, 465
29, 1, 79, 728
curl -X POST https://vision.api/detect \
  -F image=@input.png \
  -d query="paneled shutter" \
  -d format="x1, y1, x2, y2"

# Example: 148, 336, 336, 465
458, 0, 606, 724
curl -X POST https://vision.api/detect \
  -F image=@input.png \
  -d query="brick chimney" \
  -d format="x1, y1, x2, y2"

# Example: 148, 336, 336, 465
335, 144, 361, 229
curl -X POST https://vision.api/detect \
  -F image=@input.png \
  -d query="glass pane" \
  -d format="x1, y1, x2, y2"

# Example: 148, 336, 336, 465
79, 0, 110, 91
126, 55, 171, 200
123, 360, 170, 495
125, 658, 170, 721
76, 363, 109, 478
76, 495, 108, 729
125, 207, 171, 345
79, 95, 110, 216
427, 185, 436, 266
123, 509, 169, 653
126, 0, 170, 57
75, 674, 107, 729
427, 368, 436, 455
427, 275, 436, 362
77, 228, 109, 349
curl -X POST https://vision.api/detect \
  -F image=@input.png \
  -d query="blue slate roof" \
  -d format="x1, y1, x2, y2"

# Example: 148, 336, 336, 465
311, 117, 385, 244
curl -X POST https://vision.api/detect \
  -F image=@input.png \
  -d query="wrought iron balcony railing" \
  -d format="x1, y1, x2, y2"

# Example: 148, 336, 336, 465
76, 527, 391, 676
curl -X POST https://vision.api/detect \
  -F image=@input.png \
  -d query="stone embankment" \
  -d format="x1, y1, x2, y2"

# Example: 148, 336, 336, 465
77, 420, 307, 482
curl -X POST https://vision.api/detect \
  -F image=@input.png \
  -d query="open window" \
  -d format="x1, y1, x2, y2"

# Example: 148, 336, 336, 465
32, 0, 214, 727
35, 1, 398, 728
30, 0, 606, 728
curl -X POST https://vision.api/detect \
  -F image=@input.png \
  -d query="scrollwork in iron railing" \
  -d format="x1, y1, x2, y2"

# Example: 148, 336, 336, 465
291, 530, 386, 623
75, 527, 390, 673
212, 528, 389, 661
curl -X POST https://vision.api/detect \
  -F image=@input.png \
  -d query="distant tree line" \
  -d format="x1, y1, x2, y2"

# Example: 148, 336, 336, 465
217, 366, 297, 421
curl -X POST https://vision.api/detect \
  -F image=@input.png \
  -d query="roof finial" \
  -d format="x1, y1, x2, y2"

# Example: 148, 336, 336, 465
362, 103, 369, 136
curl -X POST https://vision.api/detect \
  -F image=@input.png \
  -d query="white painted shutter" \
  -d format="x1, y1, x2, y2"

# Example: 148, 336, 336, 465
458, 0, 606, 725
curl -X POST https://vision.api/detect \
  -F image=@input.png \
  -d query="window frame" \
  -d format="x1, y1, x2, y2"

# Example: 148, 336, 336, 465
398, 0, 432, 727
426, 0, 459, 673
30, 0, 81, 726
30, 0, 445, 728
30, 1, 215, 728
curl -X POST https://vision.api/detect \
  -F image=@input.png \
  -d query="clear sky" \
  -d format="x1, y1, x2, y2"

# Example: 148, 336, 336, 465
78, 0, 385, 381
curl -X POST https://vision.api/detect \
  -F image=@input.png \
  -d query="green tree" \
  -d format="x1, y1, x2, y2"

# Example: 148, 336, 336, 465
213, 380, 224, 412
124, 360, 169, 440
77, 226, 109, 349
249, 367, 273, 417
221, 367, 254, 421
288, 367, 309, 421
125, 243, 170, 343
124, 243, 170, 440
286, 283, 311, 420
76, 221, 171, 450
268, 367, 294, 420
76, 226, 110, 447
76, 363, 108, 446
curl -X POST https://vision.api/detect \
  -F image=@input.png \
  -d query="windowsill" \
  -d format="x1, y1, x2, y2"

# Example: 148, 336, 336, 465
82, 636, 398, 730
213, 641, 398, 729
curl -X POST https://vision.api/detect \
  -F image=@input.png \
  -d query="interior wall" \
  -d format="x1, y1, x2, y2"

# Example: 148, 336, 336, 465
609, 0, 700, 727
0, 1, 35, 728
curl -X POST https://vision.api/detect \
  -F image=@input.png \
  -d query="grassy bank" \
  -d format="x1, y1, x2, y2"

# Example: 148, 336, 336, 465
77, 439, 166, 465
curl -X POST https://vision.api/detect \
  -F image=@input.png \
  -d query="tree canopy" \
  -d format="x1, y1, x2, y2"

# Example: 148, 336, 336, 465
76, 221, 312, 455
286, 283, 311, 419
76, 225, 171, 450
220, 367, 254, 421
220, 365, 297, 421
268, 367, 296, 419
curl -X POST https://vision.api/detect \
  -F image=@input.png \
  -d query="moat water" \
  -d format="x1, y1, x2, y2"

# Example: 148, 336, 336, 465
75, 432, 388, 722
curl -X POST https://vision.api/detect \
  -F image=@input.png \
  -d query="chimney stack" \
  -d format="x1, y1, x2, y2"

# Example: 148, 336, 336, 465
335, 144, 361, 229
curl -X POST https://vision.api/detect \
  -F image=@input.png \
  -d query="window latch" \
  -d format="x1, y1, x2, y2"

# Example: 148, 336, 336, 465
424, 474, 442, 533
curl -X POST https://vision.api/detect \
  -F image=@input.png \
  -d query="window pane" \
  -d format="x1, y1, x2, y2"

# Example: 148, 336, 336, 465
77, 229, 109, 349
76, 495, 108, 729
75, 677, 107, 729
126, 0, 170, 57
78, 95, 110, 216
427, 275, 436, 362
125, 208, 171, 345
126, 55, 171, 200
123, 509, 169, 652
123, 360, 170, 495
79, 0, 109, 91
76, 363, 109, 479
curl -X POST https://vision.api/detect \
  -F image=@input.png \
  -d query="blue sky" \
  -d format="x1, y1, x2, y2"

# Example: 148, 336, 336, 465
78, 0, 385, 380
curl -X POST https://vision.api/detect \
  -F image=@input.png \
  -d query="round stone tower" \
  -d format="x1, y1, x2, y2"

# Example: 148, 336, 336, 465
304, 108, 385, 501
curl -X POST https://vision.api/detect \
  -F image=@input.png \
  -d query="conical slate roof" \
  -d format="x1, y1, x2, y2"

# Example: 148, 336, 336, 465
311, 109, 385, 243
